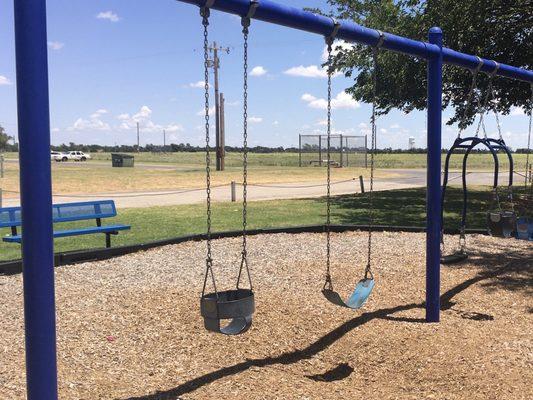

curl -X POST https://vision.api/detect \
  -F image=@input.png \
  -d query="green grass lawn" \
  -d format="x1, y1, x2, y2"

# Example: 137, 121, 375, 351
3, 151, 529, 170
1, 186, 529, 262
86, 151, 531, 170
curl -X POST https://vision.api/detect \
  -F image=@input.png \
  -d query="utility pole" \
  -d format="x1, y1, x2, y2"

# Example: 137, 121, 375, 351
219, 92, 226, 170
136, 122, 140, 152
207, 41, 230, 171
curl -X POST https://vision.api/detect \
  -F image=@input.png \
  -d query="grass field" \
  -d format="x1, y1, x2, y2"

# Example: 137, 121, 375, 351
0, 151, 528, 196
1, 186, 529, 262
2, 151, 528, 169
0, 161, 374, 197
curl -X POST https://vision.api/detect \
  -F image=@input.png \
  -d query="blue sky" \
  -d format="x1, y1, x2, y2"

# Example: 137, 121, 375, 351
0, 0, 530, 149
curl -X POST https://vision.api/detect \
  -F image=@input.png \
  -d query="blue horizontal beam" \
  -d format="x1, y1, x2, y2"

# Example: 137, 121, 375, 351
177, 0, 533, 83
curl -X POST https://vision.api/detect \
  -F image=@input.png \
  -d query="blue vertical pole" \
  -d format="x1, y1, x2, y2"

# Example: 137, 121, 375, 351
13, 0, 58, 398
426, 27, 443, 323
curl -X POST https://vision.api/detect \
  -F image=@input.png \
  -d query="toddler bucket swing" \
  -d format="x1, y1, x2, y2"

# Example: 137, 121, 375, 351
198, 0, 259, 335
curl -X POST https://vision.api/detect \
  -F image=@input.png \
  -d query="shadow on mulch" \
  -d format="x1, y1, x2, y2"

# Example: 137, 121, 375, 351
124, 246, 531, 400
306, 363, 354, 382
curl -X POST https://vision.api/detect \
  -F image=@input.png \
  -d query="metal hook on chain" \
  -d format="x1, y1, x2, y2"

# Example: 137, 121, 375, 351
200, 0, 215, 20
241, 0, 259, 32
326, 17, 341, 48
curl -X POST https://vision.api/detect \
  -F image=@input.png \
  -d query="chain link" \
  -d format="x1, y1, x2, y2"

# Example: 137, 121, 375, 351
475, 67, 502, 139
236, 17, 253, 291
525, 84, 533, 188
323, 39, 333, 290
457, 63, 482, 139
200, 8, 218, 298
364, 46, 380, 281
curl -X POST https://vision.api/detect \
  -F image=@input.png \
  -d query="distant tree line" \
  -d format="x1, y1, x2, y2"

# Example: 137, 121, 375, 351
45, 143, 528, 154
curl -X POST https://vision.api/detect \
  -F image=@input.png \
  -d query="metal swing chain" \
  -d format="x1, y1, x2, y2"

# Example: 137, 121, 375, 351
200, 5, 218, 298
525, 84, 533, 189
236, 2, 257, 291
324, 37, 334, 290
458, 58, 483, 139
475, 64, 499, 139
454, 59, 483, 253
365, 34, 384, 281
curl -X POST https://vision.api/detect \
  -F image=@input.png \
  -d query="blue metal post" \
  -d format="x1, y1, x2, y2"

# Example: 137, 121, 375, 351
426, 27, 443, 323
13, 0, 58, 398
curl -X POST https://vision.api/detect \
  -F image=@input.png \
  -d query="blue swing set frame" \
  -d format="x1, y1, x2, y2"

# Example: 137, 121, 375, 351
12, 0, 533, 398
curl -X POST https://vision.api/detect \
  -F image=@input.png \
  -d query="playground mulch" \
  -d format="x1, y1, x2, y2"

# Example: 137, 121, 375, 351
0, 232, 531, 400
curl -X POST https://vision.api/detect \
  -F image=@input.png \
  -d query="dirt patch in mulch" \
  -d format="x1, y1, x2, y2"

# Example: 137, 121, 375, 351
1, 232, 531, 400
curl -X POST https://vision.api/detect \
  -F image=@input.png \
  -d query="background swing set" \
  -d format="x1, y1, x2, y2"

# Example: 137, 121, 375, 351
11, 0, 533, 398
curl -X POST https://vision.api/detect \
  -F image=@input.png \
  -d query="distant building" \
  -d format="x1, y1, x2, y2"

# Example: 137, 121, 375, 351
408, 137, 416, 150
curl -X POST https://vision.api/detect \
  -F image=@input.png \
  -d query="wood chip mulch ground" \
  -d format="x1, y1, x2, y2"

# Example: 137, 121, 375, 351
1, 232, 531, 400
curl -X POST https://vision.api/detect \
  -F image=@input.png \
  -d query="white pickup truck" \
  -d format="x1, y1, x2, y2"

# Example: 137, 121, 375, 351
51, 151, 91, 162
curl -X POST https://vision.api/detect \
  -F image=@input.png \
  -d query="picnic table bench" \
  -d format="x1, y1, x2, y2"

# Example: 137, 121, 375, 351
1, 200, 130, 248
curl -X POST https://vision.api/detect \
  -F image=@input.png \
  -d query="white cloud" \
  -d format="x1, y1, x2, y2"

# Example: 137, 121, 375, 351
273, 120, 279, 126
284, 65, 330, 79
67, 109, 111, 132
51, 128, 60, 133
68, 116, 110, 132
249, 116, 263, 123
316, 119, 328, 126
196, 106, 216, 117
189, 81, 208, 89
250, 66, 267, 77
90, 109, 108, 119
118, 105, 183, 133
321, 40, 354, 62
48, 41, 65, 51
390, 124, 400, 129
164, 124, 183, 133
301, 92, 359, 110
510, 106, 525, 116
0, 75, 12, 85
67, 106, 183, 137
96, 11, 120, 22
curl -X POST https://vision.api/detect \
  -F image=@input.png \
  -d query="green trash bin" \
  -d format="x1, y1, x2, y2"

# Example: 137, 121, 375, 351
111, 153, 134, 168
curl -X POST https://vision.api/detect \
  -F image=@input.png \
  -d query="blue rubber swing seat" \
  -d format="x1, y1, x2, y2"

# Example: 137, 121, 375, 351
322, 278, 375, 309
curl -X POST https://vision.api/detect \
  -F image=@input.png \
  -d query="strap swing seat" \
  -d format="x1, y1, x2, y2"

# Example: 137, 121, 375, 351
441, 250, 468, 265
321, 25, 382, 310
322, 278, 375, 309
201, 289, 255, 335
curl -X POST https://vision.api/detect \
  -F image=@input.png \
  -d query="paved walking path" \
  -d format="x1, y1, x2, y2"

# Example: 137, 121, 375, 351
1, 169, 520, 209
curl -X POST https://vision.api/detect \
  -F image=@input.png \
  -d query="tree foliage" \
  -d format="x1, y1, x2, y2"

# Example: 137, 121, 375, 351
0, 124, 13, 151
315, 0, 533, 128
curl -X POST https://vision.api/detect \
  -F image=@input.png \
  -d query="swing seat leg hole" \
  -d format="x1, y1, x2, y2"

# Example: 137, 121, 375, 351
200, 289, 255, 335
